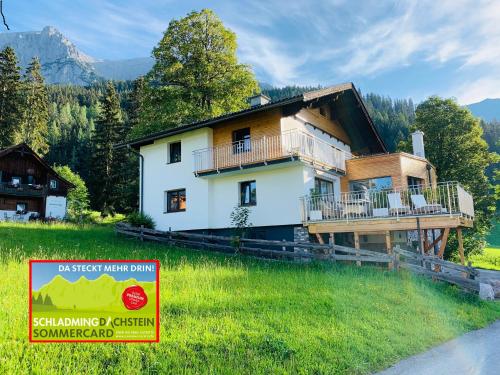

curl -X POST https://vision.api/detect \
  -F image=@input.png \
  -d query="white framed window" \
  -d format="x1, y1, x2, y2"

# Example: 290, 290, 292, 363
239, 180, 256, 206
50, 179, 58, 189
168, 141, 182, 164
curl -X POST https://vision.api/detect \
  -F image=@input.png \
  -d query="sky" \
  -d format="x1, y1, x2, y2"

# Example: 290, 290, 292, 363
31, 262, 157, 291
4, 0, 500, 104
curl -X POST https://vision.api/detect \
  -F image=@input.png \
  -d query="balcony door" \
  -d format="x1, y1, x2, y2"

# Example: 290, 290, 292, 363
232, 128, 251, 154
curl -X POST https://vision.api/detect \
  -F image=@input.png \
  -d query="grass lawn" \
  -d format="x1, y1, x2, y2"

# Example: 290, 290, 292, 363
469, 221, 500, 270
1, 223, 499, 374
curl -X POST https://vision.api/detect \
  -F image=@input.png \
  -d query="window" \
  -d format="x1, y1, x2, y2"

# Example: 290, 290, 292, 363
232, 128, 251, 153
11, 176, 21, 186
168, 142, 181, 164
407, 176, 424, 188
240, 180, 256, 206
27, 175, 35, 185
350, 176, 392, 192
314, 177, 334, 195
165, 189, 186, 213
50, 179, 58, 189
16, 202, 27, 212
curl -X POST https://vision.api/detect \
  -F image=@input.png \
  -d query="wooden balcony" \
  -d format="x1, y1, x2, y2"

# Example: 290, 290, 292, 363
0, 183, 47, 197
301, 182, 474, 233
193, 130, 351, 176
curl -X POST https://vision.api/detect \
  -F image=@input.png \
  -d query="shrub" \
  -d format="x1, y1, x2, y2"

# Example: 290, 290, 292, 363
127, 212, 155, 229
53, 165, 89, 221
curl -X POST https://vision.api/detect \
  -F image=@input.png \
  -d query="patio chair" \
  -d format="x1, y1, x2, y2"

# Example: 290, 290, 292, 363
388, 192, 410, 216
411, 194, 443, 214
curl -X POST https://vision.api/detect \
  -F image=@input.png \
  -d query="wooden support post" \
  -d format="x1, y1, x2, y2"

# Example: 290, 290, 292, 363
423, 229, 429, 255
424, 231, 444, 253
329, 233, 336, 263
457, 228, 466, 278
385, 231, 393, 270
315, 233, 324, 244
354, 232, 361, 266
436, 228, 449, 258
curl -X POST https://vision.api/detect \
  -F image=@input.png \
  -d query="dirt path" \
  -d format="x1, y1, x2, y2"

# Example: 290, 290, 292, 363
378, 320, 500, 375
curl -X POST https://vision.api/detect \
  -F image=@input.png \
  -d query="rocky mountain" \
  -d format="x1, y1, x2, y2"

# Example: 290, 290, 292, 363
467, 98, 500, 122
93, 57, 154, 81
0, 26, 152, 85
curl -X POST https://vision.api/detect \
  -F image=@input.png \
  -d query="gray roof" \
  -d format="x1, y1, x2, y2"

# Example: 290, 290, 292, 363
117, 82, 386, 153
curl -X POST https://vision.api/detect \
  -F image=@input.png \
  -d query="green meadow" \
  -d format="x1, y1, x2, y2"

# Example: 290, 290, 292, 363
0, 222, 499, 374
469, 221, 500, 270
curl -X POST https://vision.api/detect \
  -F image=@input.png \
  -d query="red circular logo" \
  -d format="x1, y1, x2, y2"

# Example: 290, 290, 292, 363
121, 285, 148, 310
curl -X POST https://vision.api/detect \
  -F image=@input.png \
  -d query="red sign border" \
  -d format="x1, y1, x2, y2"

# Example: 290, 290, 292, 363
29, 259, 160, 343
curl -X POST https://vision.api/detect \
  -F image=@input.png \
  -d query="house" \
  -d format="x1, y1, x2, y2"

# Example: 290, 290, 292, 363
121, 83, 474, 261
0, 143, 74, 221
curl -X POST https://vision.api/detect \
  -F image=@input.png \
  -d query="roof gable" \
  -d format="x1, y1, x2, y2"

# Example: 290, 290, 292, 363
119, 82, 387, 154
0, 143, 75, 188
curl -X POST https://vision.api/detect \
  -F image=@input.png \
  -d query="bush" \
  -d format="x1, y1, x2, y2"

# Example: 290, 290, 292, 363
52, 165, 89, 221
127, 212, 155, 229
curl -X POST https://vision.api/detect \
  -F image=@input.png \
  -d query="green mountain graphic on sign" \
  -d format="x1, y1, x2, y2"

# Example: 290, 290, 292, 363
32, 274, 155, 313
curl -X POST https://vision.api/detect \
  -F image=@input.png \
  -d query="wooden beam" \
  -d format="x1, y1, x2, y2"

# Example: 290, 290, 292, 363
354, 232, 361, 266
385, 231, 393, 270
315, 233, 325, 244
423, 229, 429, 255
330, 233, 335, 263
424, 232, 444, 253
307, 216, 473, 234
457, 228, 465, 266
436, 228, 449, 258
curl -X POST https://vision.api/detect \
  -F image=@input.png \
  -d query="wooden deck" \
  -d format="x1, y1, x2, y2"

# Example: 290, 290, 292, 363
307, 214, 473, 234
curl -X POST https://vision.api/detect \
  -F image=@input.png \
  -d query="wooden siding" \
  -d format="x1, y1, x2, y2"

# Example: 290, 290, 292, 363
0, 149, 69, 196
340, 152, 435, 191
212, 108, 282, 147
0, 196, 44, 213
296, 107, 351, 145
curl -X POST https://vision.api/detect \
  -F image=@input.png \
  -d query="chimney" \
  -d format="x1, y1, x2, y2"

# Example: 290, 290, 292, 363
411, 130, 425, 158
248, 93, 271, 107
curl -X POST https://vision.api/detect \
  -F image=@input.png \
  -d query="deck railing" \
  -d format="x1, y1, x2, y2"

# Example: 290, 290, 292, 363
0, 183, 47, 197
193, 130, 351, 174
300, 181, 474, 224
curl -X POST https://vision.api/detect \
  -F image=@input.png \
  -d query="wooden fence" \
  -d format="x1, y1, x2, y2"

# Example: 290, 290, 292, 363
115, 223, 393, 264
393, 246, 480, 292
116, 223, 481, 293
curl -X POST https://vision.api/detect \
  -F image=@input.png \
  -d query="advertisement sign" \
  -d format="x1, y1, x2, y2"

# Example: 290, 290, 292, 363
29, 260, 159, 343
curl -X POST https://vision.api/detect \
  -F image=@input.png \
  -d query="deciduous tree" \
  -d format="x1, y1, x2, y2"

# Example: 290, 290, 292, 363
132, 9, 258, 138
400, 96, 497, 257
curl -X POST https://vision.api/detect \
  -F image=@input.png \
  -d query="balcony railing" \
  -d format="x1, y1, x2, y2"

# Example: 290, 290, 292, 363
193, 130, 352, 175
0, 183, 47, 197
300, 182, 474, 224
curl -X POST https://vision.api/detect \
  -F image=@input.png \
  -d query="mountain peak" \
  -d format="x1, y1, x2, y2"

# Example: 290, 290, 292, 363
0, 26, 153, 84
41, 25, 60, 35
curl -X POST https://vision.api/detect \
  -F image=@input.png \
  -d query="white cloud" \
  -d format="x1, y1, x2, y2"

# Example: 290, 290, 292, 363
232, 26, 308, 86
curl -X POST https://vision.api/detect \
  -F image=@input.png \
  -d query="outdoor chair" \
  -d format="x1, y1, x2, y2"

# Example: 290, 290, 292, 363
410, 194, 443, 214
387, 192, 410, 215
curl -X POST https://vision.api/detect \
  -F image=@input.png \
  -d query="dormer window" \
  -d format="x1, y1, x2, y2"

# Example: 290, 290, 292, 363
50, 179, 58, 189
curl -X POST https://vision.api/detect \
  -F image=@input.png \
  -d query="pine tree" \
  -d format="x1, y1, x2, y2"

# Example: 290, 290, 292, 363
0, 46, 22, 149
17, 57, 49, 154
90, 81, 123, 213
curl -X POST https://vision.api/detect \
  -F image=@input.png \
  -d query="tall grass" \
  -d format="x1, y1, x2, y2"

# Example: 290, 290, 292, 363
0, 222, 499, 374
